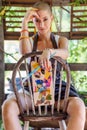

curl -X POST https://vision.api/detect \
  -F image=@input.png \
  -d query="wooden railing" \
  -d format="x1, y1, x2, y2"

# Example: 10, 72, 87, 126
70, 6, 87, 39
5, 63, 87, 71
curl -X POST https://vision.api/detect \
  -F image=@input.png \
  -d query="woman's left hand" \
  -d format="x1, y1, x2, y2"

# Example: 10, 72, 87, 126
39, 49, 51, 69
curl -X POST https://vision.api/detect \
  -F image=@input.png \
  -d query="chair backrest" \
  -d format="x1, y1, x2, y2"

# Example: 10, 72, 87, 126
12, 51, 71, 124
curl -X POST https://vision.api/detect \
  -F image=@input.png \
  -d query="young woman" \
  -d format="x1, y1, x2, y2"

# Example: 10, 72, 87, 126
2, 1, 86, 130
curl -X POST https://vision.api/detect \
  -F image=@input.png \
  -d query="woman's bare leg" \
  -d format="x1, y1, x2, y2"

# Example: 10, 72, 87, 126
2, 94, 32, 130
67, 97, 86, 130
2, 97, 22, 130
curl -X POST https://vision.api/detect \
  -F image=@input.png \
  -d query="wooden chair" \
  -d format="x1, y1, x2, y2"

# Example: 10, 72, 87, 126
12, 51, 71, 130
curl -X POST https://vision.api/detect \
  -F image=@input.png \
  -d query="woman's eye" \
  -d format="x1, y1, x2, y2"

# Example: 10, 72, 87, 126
35, 19, 39, 22
44, 18, 48, 21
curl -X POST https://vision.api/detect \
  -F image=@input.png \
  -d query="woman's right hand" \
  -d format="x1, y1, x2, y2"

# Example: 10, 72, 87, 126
22, 8, 39, 24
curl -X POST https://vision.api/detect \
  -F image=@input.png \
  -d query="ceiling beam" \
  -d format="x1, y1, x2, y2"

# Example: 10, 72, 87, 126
2, 0, 87, 7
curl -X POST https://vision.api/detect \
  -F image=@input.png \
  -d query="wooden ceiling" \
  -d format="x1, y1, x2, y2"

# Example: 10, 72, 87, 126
2, 0, 87, 6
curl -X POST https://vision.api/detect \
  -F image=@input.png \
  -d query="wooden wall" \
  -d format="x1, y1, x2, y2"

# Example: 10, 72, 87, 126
0, 0, 5, 114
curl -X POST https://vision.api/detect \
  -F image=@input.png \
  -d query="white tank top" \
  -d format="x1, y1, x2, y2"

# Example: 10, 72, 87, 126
29, 34, 60, 50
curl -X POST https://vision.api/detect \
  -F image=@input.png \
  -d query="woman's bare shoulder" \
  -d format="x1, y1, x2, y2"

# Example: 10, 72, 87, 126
59, 36, 68, 41
58, 36, 68, 48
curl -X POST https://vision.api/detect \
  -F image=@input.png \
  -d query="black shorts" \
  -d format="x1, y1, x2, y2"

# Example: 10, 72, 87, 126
55, 80, 79, 101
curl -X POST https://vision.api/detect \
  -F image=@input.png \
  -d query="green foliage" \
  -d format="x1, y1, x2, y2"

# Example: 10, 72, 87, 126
70, 0, 87, 6
0, 119, 4, 130
78, 91, 87, 106
68, 39, 87, 92
68, 39, 87, 63
0, 6, 6, 16
0, 6, 5, 24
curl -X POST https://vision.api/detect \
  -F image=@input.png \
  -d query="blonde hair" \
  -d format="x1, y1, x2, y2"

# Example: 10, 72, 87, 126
33, 1, 52, 15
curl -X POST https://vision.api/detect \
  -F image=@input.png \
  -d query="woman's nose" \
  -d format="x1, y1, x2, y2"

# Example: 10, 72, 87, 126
40, 22, 44, 28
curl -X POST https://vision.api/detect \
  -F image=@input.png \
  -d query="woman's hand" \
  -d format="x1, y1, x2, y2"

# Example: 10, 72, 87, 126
39, 49, 51, 69
22, 8, 39, 24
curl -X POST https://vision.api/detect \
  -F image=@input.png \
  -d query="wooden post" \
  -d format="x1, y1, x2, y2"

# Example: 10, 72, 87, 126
0, 0, 5, 115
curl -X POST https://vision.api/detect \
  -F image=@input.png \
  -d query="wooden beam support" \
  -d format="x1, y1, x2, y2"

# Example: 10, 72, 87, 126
4, 32, 70, 40
2, 0, 71, 6
2, 0, 87, 7
4, 31, 87, 40
69, 63, 87, 71
0, 0, 5, 114
5, 63, 87, 71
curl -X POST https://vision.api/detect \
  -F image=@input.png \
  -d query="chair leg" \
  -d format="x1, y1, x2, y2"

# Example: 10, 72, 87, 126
59, 120, 66, 130
24, 121, 29, 130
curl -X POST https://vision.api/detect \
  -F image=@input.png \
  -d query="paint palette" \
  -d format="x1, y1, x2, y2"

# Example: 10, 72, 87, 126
31, 61, 54, 106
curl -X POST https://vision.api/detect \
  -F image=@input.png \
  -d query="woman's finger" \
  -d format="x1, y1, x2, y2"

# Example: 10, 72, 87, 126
30, 7, 38, 11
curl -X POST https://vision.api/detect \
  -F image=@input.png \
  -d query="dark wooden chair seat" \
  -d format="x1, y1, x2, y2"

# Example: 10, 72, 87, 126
20, 113, 67, 129
12, 51, 71, 130
20, 111, 67, 121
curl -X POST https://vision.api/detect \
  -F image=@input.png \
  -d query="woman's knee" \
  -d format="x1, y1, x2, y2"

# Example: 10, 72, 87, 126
2, 98, 20, 117
2, 93, 32, 117
67, 97, 86, 119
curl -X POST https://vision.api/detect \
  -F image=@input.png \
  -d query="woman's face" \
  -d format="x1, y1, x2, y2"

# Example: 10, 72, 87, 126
33, 10, 53, 34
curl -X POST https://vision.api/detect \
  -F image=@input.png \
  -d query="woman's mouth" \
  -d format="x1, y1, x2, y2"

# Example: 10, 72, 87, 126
39, 28, 46, 32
